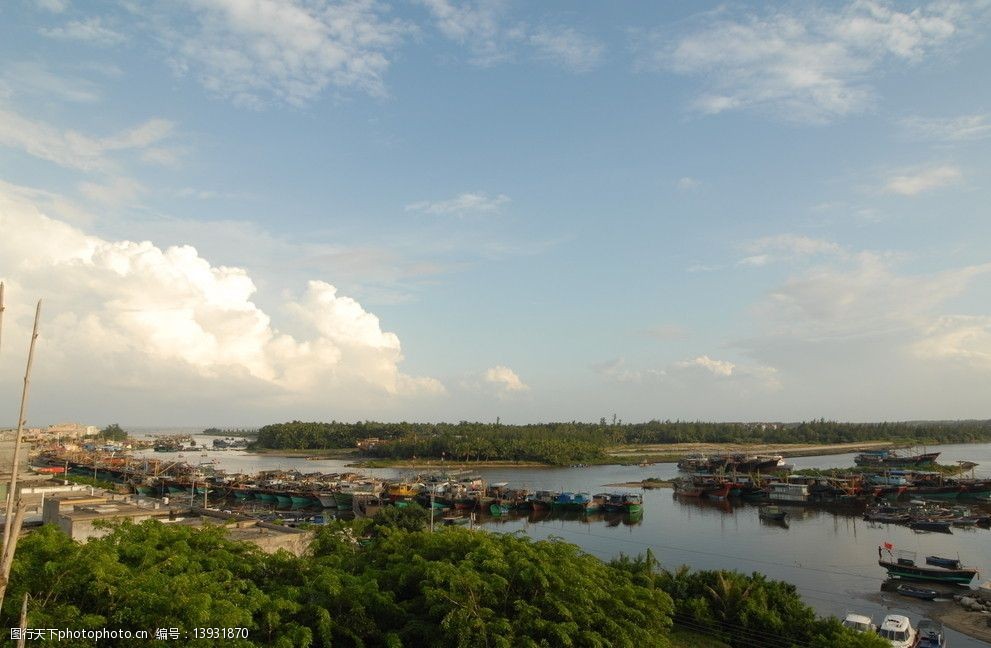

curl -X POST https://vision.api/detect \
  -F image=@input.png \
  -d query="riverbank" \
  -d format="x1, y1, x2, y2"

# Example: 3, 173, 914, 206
307, 440, 896, 468
933, 602, 991, 644
606, 440, 895, 463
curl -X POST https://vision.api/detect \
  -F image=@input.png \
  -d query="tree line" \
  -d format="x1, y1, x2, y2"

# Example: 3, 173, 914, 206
253, 419, 991, 465
2, 509, 885, 647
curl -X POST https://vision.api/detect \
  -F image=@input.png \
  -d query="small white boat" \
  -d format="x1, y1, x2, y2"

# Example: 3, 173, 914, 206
841, 612, 876, 634
877, 614, 917, 648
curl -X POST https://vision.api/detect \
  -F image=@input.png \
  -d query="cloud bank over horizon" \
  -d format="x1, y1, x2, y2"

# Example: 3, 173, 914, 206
0, 186, 444, 424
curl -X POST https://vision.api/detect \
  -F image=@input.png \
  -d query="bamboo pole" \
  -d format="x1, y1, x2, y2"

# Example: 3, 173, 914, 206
16, 592, 26, 648
0, 282, 5, 353
2, 301, 40, 552
0, 302, 41, 613
0, 499, 28, 607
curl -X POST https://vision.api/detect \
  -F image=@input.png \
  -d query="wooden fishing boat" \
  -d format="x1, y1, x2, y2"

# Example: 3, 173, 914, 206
909, 519, 952, 533
879, 548, 977, 584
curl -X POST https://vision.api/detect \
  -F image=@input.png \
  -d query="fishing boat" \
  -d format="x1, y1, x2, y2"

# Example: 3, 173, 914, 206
620, 493, 643, 514
879, 547, 977, 584
552, 492, 592, 512
895, 584, 939, 601
526, 491, 555, 512
877, 615, 917, 648
916, 620, 946, 648
758, 505, 788, 522
856, 449, 940, 467
442, 516, 470, 526
489, 503, 509, 516
909, 519, 952, 533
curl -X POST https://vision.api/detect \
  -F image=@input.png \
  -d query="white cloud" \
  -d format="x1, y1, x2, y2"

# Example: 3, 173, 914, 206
0, 61, 101, 103
35, 0, 69, 13
677, 355, 736, 377
913, 316, 991, 368
0, 187, 444, 418
154, 0, 410, 107
643, 1, 976, 122
78, 177, 145, 206
483, 365, 529, 394
735, 249, 991, 419
899, 113, 991, 142
405, 191, 509, 216
756, 252, 991, 340
417, 0, 511, 65
0, 108, 175, 172
40, 18, 126, 46
419, 1, 604, 71
676, 176, 701, 190
530, 26, 604, 72
883, 164, 962, 196
739, 234, 845, 266
595, 355, 779, 392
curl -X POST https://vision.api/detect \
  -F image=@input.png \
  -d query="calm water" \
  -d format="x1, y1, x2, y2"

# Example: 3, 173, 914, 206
133, 434, 991, 646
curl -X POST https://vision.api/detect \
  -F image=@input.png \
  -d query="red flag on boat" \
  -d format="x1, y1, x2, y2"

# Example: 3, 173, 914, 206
883, 542, 893, 550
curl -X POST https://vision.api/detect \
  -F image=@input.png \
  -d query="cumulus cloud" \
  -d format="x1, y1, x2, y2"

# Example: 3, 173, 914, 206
40, 18, 127, 46
883, 164, 963, 195
0, 108, 175, 172
642, 1, 977, 122
405, 191, 509, 216
900, 113, 991, 142
530, 26, 604, 72
0, 187, 443, 419
483, 365, 529, 394
150, 0, 410, 107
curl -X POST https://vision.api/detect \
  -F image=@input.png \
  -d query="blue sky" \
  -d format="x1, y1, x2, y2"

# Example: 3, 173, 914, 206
1, 0, 990, 426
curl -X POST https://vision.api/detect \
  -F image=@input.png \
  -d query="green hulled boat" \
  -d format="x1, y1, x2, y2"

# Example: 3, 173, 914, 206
275, 494, 293, 507
256, 492, 277, 503
879, 550, 977, 584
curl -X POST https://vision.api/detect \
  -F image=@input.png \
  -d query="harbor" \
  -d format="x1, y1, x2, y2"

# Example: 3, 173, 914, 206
16, 434, 991, 645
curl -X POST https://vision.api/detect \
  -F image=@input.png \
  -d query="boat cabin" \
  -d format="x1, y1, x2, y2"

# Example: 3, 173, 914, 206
878, 614, 916, 648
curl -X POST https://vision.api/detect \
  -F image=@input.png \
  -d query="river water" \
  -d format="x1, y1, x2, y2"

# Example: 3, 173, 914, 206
132, 433, 991, 647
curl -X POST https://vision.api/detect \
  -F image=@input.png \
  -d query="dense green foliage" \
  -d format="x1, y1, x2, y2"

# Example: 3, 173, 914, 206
202, 427, 257, 436
4, 519, 674, 647
619, 560, 889, 648
97, 423, 127, 442
254, 418, 991, 465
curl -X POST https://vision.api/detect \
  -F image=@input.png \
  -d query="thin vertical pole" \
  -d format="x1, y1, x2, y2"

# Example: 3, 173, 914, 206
2, 301, 40, 553
16, 592, 27, 648
0, 282, 5, 353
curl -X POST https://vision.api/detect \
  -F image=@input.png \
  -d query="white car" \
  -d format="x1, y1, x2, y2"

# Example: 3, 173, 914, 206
877, 614, 917, 648
842, 612, 876, 634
